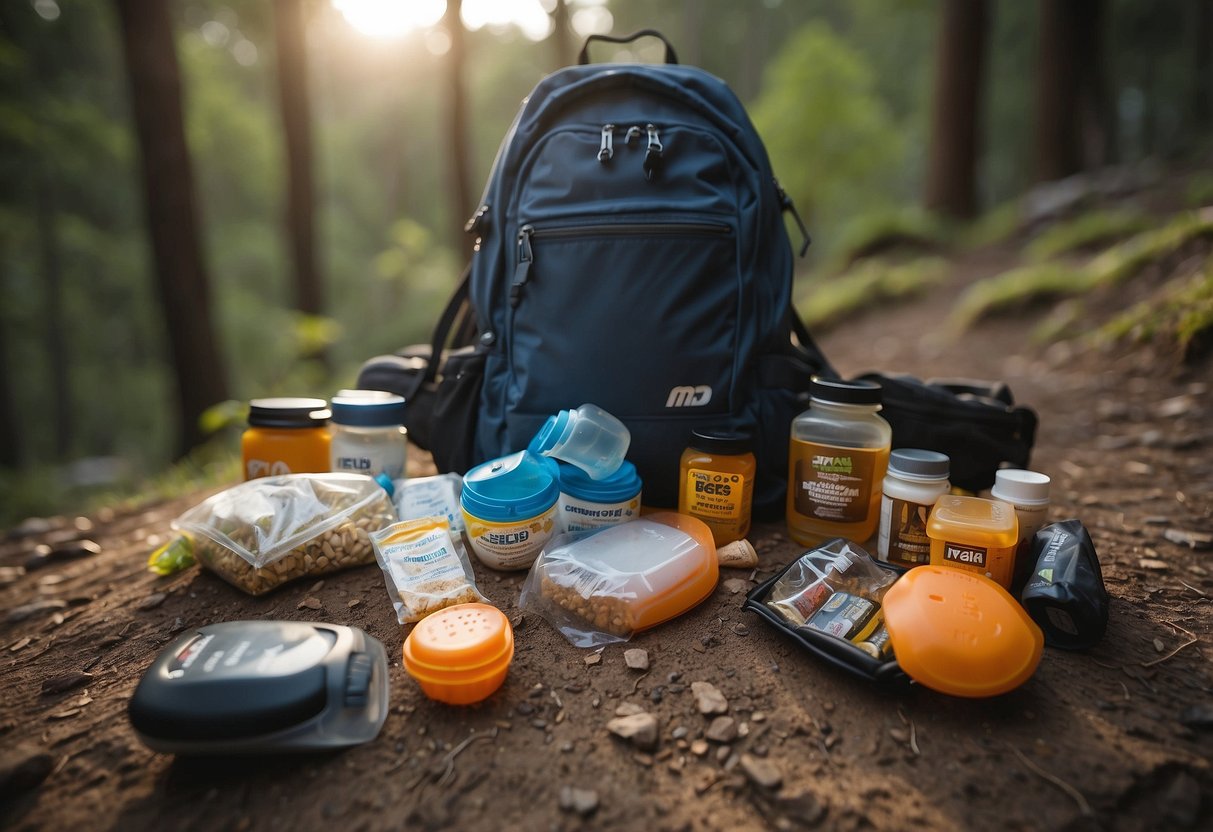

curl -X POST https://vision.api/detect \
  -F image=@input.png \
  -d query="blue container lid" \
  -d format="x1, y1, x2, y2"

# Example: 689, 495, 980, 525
330, 393, 406, 427
557, 460, 642, 503
461, 451, 559, 522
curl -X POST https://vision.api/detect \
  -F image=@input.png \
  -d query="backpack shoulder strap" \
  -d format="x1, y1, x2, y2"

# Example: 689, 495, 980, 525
424, 263, 477, 383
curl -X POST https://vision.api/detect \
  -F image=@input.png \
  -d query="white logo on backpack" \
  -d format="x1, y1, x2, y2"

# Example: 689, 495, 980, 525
666, 386, 712, 408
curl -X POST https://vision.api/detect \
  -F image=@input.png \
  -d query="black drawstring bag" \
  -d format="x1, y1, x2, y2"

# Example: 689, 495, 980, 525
1021, 519, 1110, 650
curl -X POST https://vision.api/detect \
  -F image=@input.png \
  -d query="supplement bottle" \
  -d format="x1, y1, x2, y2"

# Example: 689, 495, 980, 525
329, 391, 408, 481
877, 449, 951, 567
926, 495, 1019, 588
786, 379, 891, 546
241, 398, 331, 480
678, 430, 755, 546
989, 469, 1051, 591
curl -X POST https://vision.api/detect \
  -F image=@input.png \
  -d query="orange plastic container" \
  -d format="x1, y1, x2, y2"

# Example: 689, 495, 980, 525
882, 565, 1043, 698
241, 398, 331, 480
926, 495, 1018, 588
402, 603, 514, 705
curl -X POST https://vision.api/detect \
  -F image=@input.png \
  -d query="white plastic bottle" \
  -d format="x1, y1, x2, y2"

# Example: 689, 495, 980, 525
877, 449, 951, 567
990, 468, 1051, 587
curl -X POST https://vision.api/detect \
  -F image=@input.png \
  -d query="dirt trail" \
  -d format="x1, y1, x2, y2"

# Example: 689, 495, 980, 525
1, 245, 1210, 832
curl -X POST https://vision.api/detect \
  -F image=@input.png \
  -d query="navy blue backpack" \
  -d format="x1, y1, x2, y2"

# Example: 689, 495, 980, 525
361, 30, 829, 517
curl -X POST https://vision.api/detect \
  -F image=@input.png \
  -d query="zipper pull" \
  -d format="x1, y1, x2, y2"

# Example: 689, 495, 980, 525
598, 124, 614, 163
510, 226, 534, 307
624, 125, 642, 145
643, 124, 663, 181
775, 179, 812, 257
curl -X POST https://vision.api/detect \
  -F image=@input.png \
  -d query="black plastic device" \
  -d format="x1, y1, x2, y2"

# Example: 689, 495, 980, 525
128, 620, 389, 754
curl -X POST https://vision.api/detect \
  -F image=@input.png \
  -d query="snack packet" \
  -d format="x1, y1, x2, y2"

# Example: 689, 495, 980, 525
370, 517, 487, 624
766, 538, 895, 626
395, 473, 465, 532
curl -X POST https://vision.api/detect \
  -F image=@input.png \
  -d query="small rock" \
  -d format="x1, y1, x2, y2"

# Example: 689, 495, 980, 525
889, 727, 911, 744
722, 578, 750, 594
730, 623, 749, 636
716, 745, 731, 763
606, 712, 659, 752
671, 726, 689, 740
136, 592, 167, 611
297, 596, 322, 611
1164, 528, 1213, 550
0, 747, 55, 800
1153, 638, 1166, 653
690, 739, 710, 757
558, 786, 599, 817
584, 652, 602, 667
9, 637, 32, 652
706, 716, 738, 743
1138, 558, 1169, 571
347, 599, 362, 609
616, 702, 646, 717
691, 681, 729, 715
309, 580, 325, 593
515, 702, 535, 716
41, 671, 93, 696
633, 752, 654, 767
740, 753, 782, 790
5, 600, 67, 623
624, 648, 650, 671
751, 711, 767, 723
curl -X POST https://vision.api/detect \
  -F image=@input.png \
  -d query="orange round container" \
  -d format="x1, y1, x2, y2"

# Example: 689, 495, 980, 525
402, 603, 514, 705
241, 398, 331, 480
882, 565, 1043, 698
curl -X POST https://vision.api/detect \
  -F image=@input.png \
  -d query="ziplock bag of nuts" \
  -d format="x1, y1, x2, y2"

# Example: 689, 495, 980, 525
176, 473, 398, 595
370, 516, 487, 624
519, 513, 718, 648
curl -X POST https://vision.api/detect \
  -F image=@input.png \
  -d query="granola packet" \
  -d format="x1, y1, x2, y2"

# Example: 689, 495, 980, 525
370, 517, 487, 624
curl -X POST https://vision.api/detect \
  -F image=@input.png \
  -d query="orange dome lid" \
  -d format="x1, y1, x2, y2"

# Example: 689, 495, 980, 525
882, 566, 1043, 698
403, 604, 514, 704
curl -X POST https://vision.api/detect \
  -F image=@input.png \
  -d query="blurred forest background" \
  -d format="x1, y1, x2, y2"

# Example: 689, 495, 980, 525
1, 0, 1211, 524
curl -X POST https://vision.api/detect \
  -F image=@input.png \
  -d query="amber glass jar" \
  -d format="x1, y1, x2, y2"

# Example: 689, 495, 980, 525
678, 430, 756, 546
241, 398, 331, 480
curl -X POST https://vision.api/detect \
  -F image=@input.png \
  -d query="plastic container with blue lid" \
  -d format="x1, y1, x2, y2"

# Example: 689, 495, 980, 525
556, 460, 643, 533
329, 391, 408, 481
461, 451, 560, 570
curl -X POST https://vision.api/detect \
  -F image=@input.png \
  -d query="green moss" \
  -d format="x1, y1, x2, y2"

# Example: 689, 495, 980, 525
831, 208, 952, 269
1098, 265, 1213, 359
1025, 210, 1152, 262
1085, 212, 1213, 288
1185, 171, 1213, 208
957, 200, 1023, 249
798, 257, 949, 329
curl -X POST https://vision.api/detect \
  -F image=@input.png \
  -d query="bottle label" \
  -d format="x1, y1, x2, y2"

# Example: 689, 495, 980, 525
943, 541, 988, 568
878, 495, 933, 566
245, 459, 292, 479
684, 468, 751, 535
793, 445, 877, 523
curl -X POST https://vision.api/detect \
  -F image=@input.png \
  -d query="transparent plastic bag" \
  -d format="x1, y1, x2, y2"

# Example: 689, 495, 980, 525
395, 473, 465, 532
519, 515, 718, 648
766, 538, 896, 627
176, 473, 398, 595
370, 516, 487, 624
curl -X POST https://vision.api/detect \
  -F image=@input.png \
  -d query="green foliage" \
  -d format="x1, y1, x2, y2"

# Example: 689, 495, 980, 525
1025, 210, 1154, 262
956, 200, 1025, 249
797, 256, 949, 329
1098, 265, 1213, 358
831, 208, 952, 268
1186, 172, 1213, 208
751, 21, 905, 256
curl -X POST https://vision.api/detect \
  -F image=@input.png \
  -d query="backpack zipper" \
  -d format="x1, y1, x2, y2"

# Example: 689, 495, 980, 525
643, 124, 664, 180
509, 220, 731, 307
598, 124, 615, 163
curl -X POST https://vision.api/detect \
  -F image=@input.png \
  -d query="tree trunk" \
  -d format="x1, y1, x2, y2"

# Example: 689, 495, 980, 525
924, 0, 989, 219
1191, 0, 1213, 141
550, 0, 575, 70
35, 166, 71, 460
0, 306, 19, 469
114, 0, 228, 457
1034, 0, 1088, 181
445, 0, 475, 261
273, 0, 325, 363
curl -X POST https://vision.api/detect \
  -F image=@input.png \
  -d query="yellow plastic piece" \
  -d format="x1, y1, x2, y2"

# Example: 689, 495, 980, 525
926, 495, 1019, 588
882, 565, 1043, 698
403, 603, 514, 705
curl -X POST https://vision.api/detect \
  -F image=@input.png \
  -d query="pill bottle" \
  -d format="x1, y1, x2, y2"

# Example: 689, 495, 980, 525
877, 449, 951, 568
556, 460, 642, 533
461, 451, 559, 571
786, 379, 891, 546
927, 495, 1019, 588
989, 469, 1052, 591
241, 398, 331, 480
329, 391, 408, 481
678, 430, 756, 546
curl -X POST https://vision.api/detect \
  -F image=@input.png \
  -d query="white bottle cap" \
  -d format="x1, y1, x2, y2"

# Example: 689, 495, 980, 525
990, 469, 1051, 506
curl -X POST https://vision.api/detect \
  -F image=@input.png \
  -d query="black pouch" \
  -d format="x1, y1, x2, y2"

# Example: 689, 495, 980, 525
1020, 519, 1109, 650
355, 268, 482, 473
858, 373, 1038, 493
743, 541, 908, 684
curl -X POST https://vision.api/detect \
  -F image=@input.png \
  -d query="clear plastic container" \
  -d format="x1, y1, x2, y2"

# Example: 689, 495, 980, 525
329, 392, 408, 481
530, 404, 630, 481
927, 495, 1019, 588
519, 513, 719, 647
787, 379, 891, 546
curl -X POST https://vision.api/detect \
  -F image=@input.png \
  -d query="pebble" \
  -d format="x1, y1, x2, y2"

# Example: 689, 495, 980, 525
347, 599, 362, 609
1153, 638, 1166, 652
716, 745, 731, 763
889, 727, 911, 744
690, 739, 709, 757
740, 754, 783, 790
1138, 558, 1169, 571
297, 596, 323, 611
584, 653, 602, 667
691, 681, 729, 715
9, 637, 32, 653
706, 716, 738, 743
616, 703, 646, 717
1164, 528, 1213, 550
137, 593, 168, 611
752, 711, 767, 723
624, 648, 650, 671
606, 713, 659, 752
671, 726, 689, 740
309, 580, 325, 592
722, 578, 750, 594
558, 786, 599, 817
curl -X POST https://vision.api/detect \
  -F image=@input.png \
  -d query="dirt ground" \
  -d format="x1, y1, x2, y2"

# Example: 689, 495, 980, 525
1, 244, 1210, 832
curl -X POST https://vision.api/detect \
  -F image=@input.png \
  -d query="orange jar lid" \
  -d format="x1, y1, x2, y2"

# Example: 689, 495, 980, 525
403, 604, 514, 702
926, 495, 1018, 550
882, 565, 1043, 698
